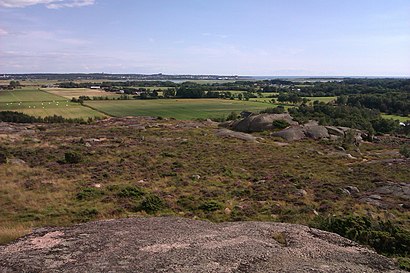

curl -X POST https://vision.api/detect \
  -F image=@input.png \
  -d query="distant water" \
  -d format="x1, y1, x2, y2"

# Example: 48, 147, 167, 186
246, 76, 409, 80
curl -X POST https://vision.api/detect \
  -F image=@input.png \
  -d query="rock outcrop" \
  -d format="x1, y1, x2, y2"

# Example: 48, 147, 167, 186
215, 128, 261, 142
221, 113, 298, 132
0, 217, 402, 273
221, 114, 365, 142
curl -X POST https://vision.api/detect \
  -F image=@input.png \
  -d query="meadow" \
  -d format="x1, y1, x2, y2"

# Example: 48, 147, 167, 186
86, 99, 273, 120
381, 114, 410, 122
0, 89, 105, 119
44, 88, 121, 99
0, 89, 65, 103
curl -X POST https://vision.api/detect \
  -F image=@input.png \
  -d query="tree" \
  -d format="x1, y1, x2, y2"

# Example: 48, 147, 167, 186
9, 81, 20, 89
163, 89, 176, 98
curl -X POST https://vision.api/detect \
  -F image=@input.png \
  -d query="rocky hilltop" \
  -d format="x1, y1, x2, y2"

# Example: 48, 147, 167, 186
0, 217, 403, 273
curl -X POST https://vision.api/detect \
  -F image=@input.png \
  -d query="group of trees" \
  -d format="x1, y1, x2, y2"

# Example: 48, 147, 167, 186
297, 79, 410, 97
277, 93, 306, 104
0, 111, 90, 124
336, 93, 410, 116
288, 104, 399, 135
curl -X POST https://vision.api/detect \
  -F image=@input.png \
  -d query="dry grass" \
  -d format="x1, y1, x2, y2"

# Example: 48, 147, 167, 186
0, 223, 32, 245
0, 118, 408, 243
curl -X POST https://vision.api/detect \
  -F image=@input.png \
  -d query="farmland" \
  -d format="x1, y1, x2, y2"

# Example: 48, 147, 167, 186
44, 88, 121, 99
85, 99, 273, 120
0, 89, 65, 103
0, 89, 105, 119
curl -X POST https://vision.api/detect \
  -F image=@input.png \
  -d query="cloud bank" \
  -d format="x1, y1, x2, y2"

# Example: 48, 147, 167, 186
0, 0, 94, 9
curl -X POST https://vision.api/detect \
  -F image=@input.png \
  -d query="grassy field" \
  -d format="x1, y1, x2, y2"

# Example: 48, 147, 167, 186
86, 99, 272, 119
0, 89, 105, 119
0, 88, 66, 103
44, 88, 121, 99
0, 119, 408, 249
382, 114, 410, 122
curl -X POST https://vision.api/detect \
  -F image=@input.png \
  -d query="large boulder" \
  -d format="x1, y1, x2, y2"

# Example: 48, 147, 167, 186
227, 114, 298, 133
305, 125, 330, 140
0, 217, 402, 273
215, 129, 260, 142
325, 126, 345, 137
271, 126, 306, 141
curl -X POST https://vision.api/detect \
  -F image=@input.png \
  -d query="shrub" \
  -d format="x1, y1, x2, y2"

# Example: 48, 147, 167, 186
400, 145, 410, 158
311, 215, 410, 257
76, 187, 104, 201
260, 106, 285, 114
177, 196, 198, 211
77, 208, 99, 221
138, 195, 165, 213
272, 120, 290, 130
64, 151, 83, 164
226, 111, 239, 121
117, 186, 144, 198
198, 200, 223, 212
398, 257, 410, 271
0, 151, 7, 164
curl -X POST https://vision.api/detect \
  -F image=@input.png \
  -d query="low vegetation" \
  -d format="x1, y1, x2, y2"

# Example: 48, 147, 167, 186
312, 215, 410, 270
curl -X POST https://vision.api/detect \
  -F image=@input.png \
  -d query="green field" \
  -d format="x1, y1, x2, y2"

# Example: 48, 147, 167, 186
44, 88, 121, 99
0, 89, 65, 103
85, 99, 273, 120
249, 98, 274, 103
0, 89, 105, 119
381, 114, 410, 122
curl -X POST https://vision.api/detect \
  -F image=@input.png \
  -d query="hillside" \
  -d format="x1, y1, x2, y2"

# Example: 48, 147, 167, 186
0, 116, 409, 270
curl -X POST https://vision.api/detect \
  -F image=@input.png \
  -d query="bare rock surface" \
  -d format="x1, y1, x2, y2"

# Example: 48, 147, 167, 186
271, 126, 307, 141
0, 217, 402, 273
215, 129, 261, 142
224, 113, 298, 132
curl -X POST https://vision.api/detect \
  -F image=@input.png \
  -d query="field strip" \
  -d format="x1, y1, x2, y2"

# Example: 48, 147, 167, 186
81, 103, 112, 117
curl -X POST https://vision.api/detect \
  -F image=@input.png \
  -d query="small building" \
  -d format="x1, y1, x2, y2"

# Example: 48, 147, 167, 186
90, 86, 101, 89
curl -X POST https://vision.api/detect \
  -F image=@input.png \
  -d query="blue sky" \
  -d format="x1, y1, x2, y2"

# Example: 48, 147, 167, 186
0, 0, 409, 76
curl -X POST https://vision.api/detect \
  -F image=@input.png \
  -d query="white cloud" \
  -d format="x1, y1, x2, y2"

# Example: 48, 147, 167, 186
0, 28, 8, 36
0, 0, 95, 9
46, 0, 94, 9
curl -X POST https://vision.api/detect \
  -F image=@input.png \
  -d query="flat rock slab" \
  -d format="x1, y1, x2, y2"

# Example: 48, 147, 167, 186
0, 217, 402, 273
215, 129, 260, 142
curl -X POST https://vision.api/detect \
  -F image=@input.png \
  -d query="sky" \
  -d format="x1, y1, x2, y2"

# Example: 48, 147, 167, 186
0, 0, 409, 76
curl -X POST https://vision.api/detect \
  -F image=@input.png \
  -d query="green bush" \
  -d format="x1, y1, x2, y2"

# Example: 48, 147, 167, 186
77, 208, 99, 221
177, 196, 198, 211
272, 120, 290, 130
138, 195, 165, 213
311, 215, 410, 257
198, 200, 223, 212
260, 106, 285, 114
64, 151, 83, 164
398, 257, 410, 271
0, 151, 7, 164
400, 145, 410, 158
226, 111, 239, 121
117, 186, 144, 198
76, 187, 103, 201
